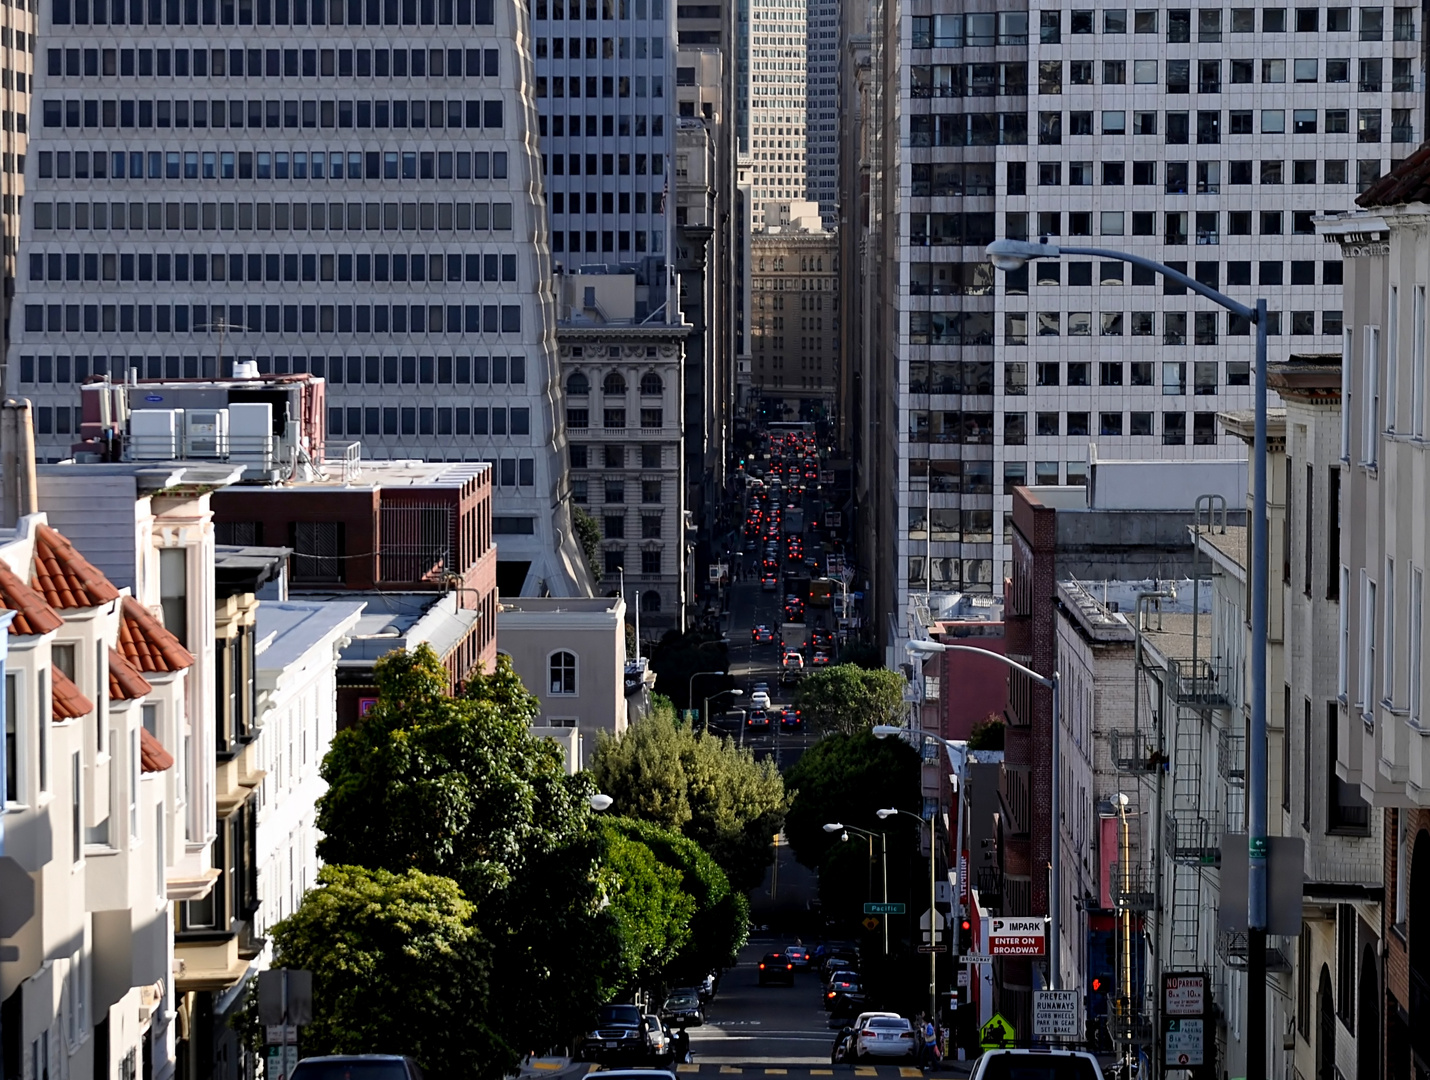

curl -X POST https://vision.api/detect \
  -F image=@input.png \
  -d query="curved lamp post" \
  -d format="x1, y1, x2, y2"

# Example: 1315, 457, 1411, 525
987, 237, 1270, 1066
705, 687, 744, 735
825, 822, 889, 954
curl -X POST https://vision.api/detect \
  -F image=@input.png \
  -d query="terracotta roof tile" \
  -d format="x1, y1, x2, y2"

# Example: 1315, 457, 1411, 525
139, 727, 174, 773
31, 524, 121, 611
119, 596, 194, 674
1357, 141, 1430, 208
52, 667, 93, 721
0, 563, 64, 637
108, 647, 153, 702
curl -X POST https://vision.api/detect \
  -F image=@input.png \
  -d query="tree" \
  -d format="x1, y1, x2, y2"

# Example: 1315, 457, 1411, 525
970, 714, 1006, 750
838, 638, 884, 670
271, 865, 502, 1079
604, 817, 749, 984
794, 663, 909, 736
316, 646, 622, 1063
590, 709, 791, 895
599, 822, 696, 987
647, 629, 732, 710
777, 729, 920, 926
572, 506, 603, 584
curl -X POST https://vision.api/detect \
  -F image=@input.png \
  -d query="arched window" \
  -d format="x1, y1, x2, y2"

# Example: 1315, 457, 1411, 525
603, 372, 627, 395
641, 591, 662, 613
548, 651, 577, 695
566, 371, 590, 395
640, 372, 663, 395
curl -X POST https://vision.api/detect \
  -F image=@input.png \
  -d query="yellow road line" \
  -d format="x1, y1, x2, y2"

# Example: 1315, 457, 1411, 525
810, 1070, 834, 1075
854, 1069, 877, 1076
900, 1069, 924, 1077
676, 1067, 701, 1074
764, 1070, 787, 1075
719, 1068, 743, 1075
530, 1065, 563, 1072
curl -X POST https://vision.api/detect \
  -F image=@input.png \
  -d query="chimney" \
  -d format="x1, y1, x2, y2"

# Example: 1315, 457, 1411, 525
0, 399, 38, 528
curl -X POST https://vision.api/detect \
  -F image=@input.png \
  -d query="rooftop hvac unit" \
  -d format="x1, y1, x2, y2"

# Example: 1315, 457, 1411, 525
184, 409, 229, 457
129, 409, 182, 460
228, 402, 275, 470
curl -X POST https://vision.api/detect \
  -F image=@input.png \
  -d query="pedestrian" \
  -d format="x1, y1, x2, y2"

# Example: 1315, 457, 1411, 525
921, 1019, 938, 1070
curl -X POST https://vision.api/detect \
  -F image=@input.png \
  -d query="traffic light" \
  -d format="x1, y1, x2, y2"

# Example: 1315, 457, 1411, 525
1091, 977, 1104, 994
958, 918, 973, 953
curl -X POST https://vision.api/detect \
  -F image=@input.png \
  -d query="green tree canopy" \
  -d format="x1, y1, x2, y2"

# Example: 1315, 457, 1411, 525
315, 646, 622, 1065
271, 865, 501, 1080
793, 663, 909, 736
647, 629, 732, 709
591, 705, 791, 894
599, 822, 696, 987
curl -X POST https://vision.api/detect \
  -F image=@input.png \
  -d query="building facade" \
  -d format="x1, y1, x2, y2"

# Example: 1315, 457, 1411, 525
802, 0, 834, 223
0, 0, 33, 365
9, 0, 591, 595
556, 268, 689, 639
744, 0, 805, 224
850, 0, 1418, 645
749, 211, 836, 420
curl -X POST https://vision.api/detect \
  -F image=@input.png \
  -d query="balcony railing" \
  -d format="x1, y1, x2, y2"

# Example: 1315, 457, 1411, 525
1167, 656, 1233, 707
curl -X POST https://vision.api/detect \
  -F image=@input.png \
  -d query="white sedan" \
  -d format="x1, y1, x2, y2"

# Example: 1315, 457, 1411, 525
854, 1016, 917, 1061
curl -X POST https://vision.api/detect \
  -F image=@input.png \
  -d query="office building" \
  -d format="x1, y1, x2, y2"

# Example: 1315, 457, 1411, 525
802, 0, 834, 222
749, 200, 835, 419
744, 0, 805, 225
848, 0, 1416, 646
8, 0, 592, 595
0, 0, 34, 366
555, 266, 690, 636
530, 0, 676, 278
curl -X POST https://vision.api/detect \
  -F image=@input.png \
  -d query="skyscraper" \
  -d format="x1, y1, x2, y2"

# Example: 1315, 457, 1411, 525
0, 0, 34, 367
847, 0, 1417, 643
10, 0, 592, 595
530, 0, 677, 279
803, 0, 834, 223
744, 0, 805, 225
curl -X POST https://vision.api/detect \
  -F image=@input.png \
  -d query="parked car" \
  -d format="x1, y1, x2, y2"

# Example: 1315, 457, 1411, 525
830, 1028, 856, 1065
853, 1015, 917, 1061
824, 978, 864, 1016
968, 1049, 1106, 1079
757, 951, 795, 986
660, 990, 705, 1028
289, 1058, 423, 1080
643, 1016, 672, 1064
575, 1004, 657, 1064
783, 945, 810, 968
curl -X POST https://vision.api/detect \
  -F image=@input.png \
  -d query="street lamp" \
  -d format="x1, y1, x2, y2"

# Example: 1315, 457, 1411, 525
705, 687, 744, 735
589, 793, 615, 812
688, 670, 730, 726
896, 636, 1064, 992
617, 565, 643, 663
877, 805, 940, 1021
987, 236, 1270, 1069
825, 822, 889, 954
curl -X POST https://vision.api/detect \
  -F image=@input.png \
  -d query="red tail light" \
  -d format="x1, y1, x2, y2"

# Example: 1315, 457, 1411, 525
786, 964, 793, 970
759, 963, 766, 969
827, 992, 835, 999
900, 1033, 914, 1040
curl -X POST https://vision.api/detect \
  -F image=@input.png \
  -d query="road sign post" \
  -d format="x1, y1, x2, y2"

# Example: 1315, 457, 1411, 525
979, 1013, 1016, 1051
863, 901, 906, 915
988, 917, 1047, 956
1033, 990, 1079, 1039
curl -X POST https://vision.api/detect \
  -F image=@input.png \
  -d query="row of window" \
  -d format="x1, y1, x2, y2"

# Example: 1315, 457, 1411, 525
534, 74, 667, 98
42, 97, 508, 131
550, 228, 662, 253
548, 191, 658, 215
909, 108, 1410, 146
1020, 159, 1367, 192
1035, 5, 1411, 42
39, 148, 513, 183
29, 250, 521, 284
533, 35, 668, 58
909, 358, 1252, 395
566, 371, 665, 394
16, 351, 536, 384
534, 0, 664, 21
46, 46, 500, 79
537, 113, 667, 138
569, 476, 666, 500
1008, 409, 1221, 440
1015, 205, 1369, 240
327, 403, 530, 436
565, 407, 666, 428
1003, 308, 1341, 341
543, 151, 667, 175
32, 199, 518, 232
53, 0, 498, 29
593, 513, 667, 540
568, 442, 668, 466
21, 301, 525, 335
1008, 259, 1343, 290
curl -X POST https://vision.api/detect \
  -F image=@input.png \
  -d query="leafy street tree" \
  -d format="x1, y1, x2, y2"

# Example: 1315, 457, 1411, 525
591, 704, 791, 894
793, 663, 909, 735
782, 729, 925, 927
271, 865, 501, 1080
599, 821, 696, 988
316, 646, 622, 1066
572, 506, 603, 584
605, 817, 750, 982
647, 629, 732, 710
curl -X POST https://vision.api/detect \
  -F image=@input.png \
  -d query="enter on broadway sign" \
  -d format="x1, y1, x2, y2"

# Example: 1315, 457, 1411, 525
988, 917, 1047, 956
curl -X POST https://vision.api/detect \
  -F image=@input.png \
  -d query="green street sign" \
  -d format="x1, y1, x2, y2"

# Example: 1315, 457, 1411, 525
864, 902, 906, 915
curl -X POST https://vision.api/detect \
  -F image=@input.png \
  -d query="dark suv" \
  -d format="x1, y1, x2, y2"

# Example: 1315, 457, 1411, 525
758, 952, 795, 986
576, 1004, 656, 1064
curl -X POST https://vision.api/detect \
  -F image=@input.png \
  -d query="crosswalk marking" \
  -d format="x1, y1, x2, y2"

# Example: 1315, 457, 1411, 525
899, 1070, 923, 1077
854, 1069, 877, 1076
677, 1068, 701, 1074
720, 1068, 743, 1075
764, 1070, 788, 1075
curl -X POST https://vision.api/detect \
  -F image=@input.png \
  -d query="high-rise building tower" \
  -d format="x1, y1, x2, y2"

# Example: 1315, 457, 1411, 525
744, 0, 805, 225
0, 0, 34, 369
10, 0, 593, 596
847, 0, 1418, 644
530, 0, 677, 278
803, 0, 834, 223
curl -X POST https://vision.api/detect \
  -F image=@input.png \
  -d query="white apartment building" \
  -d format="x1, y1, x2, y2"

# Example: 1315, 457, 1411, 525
802, 0, 834, 224
530, 0, 677, 279
7, 0, 593, 595
744, 0, 805, 224
853, 0, 1418, 644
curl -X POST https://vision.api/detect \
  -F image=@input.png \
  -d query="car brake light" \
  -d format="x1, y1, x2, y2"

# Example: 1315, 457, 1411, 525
759, 963, 765, 969
787, 964, 793, 970
827, 992, 835, 999
901, 1033, 914, 1040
